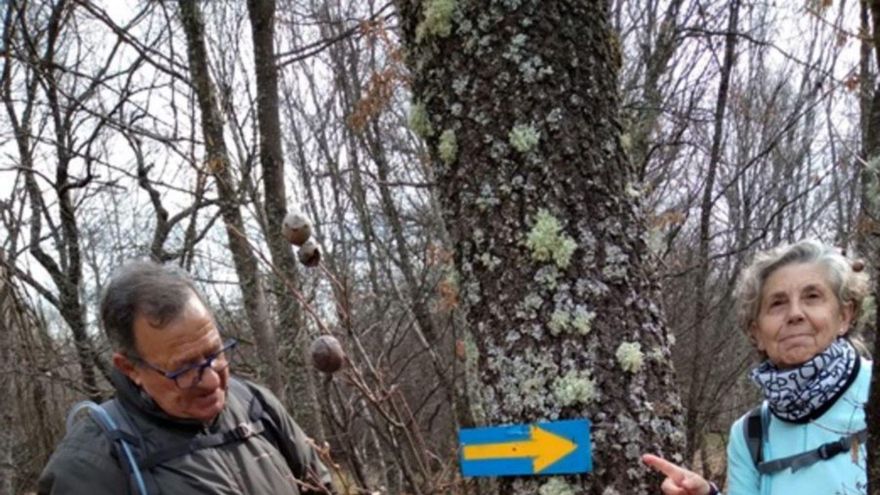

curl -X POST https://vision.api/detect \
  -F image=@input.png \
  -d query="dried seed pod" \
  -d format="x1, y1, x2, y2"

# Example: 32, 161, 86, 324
298, 239, 321, 267
310, 335, 345, 373
282, 211, 313, 246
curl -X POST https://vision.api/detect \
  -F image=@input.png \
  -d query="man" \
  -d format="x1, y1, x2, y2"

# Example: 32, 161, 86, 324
38, 260, 333, 494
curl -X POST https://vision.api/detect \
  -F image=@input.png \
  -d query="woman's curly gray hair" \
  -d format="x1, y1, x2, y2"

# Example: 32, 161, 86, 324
733, 239, 870, 355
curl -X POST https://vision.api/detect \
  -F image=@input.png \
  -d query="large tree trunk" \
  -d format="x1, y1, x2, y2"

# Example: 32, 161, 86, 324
178, 0, 284, 397
396, 1, 683, 493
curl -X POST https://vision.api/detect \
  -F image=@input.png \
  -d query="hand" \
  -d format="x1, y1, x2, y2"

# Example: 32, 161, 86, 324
642, 454, 712, 495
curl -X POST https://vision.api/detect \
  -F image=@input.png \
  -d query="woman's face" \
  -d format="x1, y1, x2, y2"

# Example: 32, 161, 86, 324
751, 262, 853, 368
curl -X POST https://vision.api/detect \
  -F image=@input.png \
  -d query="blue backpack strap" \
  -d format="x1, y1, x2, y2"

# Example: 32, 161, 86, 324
67, 400, 152, 495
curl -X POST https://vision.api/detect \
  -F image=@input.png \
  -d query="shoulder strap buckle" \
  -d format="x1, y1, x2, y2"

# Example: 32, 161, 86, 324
234, 421, 256, 440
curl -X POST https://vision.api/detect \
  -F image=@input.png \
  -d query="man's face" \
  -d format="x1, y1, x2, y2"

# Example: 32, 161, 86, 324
114, 293, 229, 422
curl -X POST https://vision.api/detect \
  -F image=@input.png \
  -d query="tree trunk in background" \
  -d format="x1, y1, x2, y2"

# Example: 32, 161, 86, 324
1, 0, 103, 402
684, 0, 740, 466
246, 0, 325, 435
627, 0, 684, 180
178, 0, 284, 397
396, 1, 683, 492
0, 256, 14, 495
863, 1, 880, 493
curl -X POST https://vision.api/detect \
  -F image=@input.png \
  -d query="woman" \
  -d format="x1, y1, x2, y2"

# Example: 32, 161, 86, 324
643, 239, 871, 495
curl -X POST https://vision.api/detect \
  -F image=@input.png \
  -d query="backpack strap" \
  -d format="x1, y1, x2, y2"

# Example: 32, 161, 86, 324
757, 428, 867, 474
743, 404, 764, 467
67, 400, 153, 495
67, 379, 305, 494
741, 400, 867, 475
233, 379, 307, 480
139, 415, 266, 469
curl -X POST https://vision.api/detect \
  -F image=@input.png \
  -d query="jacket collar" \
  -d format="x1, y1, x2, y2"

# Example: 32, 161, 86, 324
110, 367, 215, 428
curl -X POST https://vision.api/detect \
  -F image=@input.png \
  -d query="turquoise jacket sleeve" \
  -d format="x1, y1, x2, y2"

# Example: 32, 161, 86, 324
726, 415, 760, 495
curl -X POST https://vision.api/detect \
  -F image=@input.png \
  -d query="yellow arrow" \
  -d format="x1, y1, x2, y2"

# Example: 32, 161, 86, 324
462, 425, 577, 473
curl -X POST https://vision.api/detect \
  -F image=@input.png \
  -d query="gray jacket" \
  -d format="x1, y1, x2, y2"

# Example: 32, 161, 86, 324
38, 371, 333, 494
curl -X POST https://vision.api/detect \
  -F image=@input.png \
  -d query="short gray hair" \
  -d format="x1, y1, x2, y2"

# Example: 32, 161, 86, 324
733, 239, 870, 354
100, 259, 207, 356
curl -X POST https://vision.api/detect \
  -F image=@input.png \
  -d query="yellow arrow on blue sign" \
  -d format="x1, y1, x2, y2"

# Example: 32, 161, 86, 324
459, 419, 591, 477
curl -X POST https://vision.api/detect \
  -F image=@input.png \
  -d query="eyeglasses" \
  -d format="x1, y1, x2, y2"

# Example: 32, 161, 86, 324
132, 338, 238, 389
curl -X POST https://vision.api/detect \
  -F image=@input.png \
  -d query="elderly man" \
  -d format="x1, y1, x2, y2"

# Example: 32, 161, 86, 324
38, 260, 333, 494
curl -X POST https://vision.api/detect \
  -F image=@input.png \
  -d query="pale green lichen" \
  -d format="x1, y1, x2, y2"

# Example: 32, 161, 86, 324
859, 294, 875, 330
625, 182, 641, 198
526, 209, 577, 269
489, 353, 559, 418
554, 370, 596, 406
620, 132, 632, 152
523, 293, 543, 311
571, 306, 595, 335
616, 342, 644, 373
438, 129, 458, 165
478, 252, 501, 271
602, 243, 628, 280
534, 266, 560, 291
415, 0, 457, 43
509, 124, 540, 153
647, 347, 666, 362
539, 477, 575, 495
548, 309, 571, 336
475, 183, 500, 211
408, 101, 433, 137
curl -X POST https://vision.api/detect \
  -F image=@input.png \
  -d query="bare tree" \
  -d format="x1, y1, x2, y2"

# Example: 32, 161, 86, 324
177, 0, 284, 397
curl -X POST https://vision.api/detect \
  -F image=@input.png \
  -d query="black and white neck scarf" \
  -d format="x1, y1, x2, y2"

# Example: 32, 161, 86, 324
749, 337, 859, 423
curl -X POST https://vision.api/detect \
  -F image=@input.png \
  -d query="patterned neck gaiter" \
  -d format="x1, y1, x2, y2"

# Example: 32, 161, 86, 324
749, 337, 859, 423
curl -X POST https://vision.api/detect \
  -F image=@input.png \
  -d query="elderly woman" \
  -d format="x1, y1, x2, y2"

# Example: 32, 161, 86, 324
643, 239, 871, 495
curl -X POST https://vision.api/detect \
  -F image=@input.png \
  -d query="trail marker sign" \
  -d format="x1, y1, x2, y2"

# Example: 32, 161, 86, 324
459, 419, 591, 477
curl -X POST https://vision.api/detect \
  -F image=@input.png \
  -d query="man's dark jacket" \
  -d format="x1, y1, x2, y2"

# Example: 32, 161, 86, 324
38, 370, 332, 494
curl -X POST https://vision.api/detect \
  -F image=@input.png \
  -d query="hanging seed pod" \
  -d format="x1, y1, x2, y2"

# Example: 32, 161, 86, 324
310, 335, 345, 373
298, 239, 321, 267
282, 211, 313, 246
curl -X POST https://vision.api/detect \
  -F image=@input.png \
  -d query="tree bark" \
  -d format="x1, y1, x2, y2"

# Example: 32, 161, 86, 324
178, 0, 284, 397
864, 1, 880, 493
396, 1, 683, 492
245, 0, 327, 435
0, 255, 15, 495
684, 0, 740, 466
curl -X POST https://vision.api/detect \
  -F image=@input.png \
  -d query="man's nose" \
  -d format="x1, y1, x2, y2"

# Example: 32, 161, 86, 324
197, 365, 222, 389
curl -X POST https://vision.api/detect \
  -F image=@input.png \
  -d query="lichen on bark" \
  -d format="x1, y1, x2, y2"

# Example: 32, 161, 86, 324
395, 0, 684, 492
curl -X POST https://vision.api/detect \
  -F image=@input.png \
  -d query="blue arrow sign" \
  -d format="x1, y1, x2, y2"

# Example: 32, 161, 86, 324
459, 419, 592, 477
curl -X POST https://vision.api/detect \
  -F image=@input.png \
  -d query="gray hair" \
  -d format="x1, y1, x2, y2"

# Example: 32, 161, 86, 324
100, 259, 208, 356
733, 239, 870, 354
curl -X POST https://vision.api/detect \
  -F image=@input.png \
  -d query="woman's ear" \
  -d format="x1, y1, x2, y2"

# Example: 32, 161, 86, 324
839, 301, 854, 335
748, 323, 763, 351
